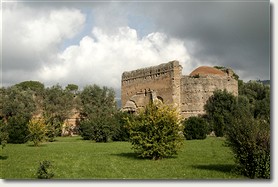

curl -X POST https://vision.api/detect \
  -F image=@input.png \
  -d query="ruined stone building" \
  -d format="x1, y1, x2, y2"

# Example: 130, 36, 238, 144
121, 60, 238, 118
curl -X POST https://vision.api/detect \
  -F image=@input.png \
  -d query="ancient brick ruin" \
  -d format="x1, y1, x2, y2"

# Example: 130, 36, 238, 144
121, 60, 238, 118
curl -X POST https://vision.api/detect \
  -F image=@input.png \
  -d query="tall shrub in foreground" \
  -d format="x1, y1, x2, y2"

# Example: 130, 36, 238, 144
127, 101, 184, 160
225, 111, 270, 179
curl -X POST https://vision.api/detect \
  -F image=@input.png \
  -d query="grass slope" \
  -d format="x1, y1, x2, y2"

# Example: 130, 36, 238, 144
0, 136, 245, 179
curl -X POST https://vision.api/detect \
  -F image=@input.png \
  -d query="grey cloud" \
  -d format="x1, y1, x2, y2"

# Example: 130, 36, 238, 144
135, 1, 270, 81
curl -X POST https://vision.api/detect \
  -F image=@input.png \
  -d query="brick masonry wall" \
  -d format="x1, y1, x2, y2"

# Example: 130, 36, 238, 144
121, 61, 238, 118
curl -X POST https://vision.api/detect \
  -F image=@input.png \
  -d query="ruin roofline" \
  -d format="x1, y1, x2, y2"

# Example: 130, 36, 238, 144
122, 60, 235, 81
122, 60, 181, 80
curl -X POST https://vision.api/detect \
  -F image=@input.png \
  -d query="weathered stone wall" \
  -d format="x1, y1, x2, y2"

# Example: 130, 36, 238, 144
180, 75, 238, 118
121, 60, 182, 109
121, 60, 238, 118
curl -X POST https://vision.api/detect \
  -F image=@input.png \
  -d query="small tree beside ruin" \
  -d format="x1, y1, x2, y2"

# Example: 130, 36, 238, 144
27, 118, 47, 146
127, 101, 184, 160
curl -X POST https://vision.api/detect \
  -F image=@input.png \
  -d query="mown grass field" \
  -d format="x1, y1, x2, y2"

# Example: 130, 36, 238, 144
0, 136, 246, 179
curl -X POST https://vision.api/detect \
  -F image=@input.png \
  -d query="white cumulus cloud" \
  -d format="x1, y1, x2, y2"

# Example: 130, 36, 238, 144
2, 3, 86, 85
39, 26, 191, 92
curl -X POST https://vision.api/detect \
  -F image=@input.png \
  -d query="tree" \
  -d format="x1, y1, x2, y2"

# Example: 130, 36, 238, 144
127, 101, 184, 160
183, 116, 208, 140
27, 118, 47, 146
15, 81, 44, 93
43, 84, 75, 140
66, 84, 79, 95
79, 84, 117, 142
238, 80, 270, 120
1, 86, 36, 143
204, 89, 237, 136
225, 110, 270, 179
224, 80, 271, 179
1, 86, 36, 121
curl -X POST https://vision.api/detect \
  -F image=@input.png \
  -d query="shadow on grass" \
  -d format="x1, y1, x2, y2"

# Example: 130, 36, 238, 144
26, 144, 48, 147
0, 155, 8, 160
191, 164, 236, 173
112, 152, 178, 160
112, 152, 142, 160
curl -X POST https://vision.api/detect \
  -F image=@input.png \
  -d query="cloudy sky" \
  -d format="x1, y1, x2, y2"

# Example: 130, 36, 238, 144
2, 0, 270, 97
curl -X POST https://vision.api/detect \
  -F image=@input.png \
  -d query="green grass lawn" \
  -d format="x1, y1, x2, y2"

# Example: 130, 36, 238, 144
0, 136, 245, 179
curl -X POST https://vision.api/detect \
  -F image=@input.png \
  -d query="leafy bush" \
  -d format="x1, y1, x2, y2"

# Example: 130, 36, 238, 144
183, 116, 208, 140
79, 116, 113, 142
37, 160, 54, 179
27, 118, 47, 146
44, 118, 62, 142
225, 112, 270, 179
7, 116, 30, 144
0, 120, 9, 149
127, 102, 184, 160
112, 111, 131, 141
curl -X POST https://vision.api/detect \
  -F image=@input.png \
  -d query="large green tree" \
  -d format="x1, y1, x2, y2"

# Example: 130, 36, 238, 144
204, 89, 237, 137
42, 84, 75, 141
1, 86, 36, 143
79, 84, 117, 142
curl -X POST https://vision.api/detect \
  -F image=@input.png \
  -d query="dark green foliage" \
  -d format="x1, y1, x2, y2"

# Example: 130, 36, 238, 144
228, 81, 270, 179
183, 116, 208, 140
212, 114, 225, 137
0, 120, 9, 149
1, 86, 36, 120
127, 102, 184, 160
1, 86, 36, 144
79, 85, 117, 142
65, 84, 79, 95
36, 160, 54, 179
238, 80, 270, 120
7, 116, 29, 144
225, 113, 270, 179
204, 89, 237, 137
43, 84, 75, 140
79, 117, 112, 142
15, 81, 44, 93
112, 111, 131, 141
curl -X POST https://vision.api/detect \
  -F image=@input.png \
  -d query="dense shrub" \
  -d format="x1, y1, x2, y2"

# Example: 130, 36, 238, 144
7, 116, 30, 144
37, 160, 54, 179
183, 116, 208, 140
79, 116, 113, 142
226, 113, 270, 179
127, 102, 184, 160
112, 111, 131, 141
0, 120, 9, 149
